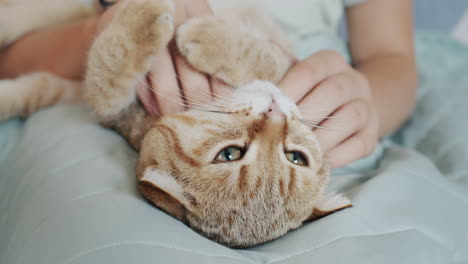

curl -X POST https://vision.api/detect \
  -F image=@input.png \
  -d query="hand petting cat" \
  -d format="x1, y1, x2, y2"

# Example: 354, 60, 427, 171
134, 0, 231, 116
142, 46, 380, 169
0, 0, 414, 170
278, 51, 379, 169
117, 0, 379, 169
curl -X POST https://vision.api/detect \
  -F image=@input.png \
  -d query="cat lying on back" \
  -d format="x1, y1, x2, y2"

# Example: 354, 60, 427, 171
0, 0, 351, 247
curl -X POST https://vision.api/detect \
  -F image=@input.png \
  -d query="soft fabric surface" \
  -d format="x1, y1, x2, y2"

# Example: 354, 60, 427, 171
413, 0, 468, 33
1, 32, 468, 263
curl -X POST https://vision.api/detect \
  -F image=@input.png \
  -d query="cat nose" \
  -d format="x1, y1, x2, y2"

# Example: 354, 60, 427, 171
266, 100, 285, 118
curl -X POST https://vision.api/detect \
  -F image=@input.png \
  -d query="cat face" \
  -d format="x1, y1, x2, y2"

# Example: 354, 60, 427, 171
137, 81, 350, 248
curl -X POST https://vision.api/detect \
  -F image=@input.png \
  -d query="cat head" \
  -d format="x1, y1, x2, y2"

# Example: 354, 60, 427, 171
136, 81, 351, 248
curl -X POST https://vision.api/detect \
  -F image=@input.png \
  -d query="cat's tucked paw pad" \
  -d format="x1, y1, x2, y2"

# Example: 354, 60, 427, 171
181, 42, 194, 53
112, 0, 175, 44
151, 13, 175, 44
180, 42, 200, 58
177, 19, 209, 53
106, 0, 175, 65
157, 13, 174, 25
176, 18, 232, 73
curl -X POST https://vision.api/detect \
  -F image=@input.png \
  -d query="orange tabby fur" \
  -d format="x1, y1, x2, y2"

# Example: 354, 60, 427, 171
0, 0, 351, 248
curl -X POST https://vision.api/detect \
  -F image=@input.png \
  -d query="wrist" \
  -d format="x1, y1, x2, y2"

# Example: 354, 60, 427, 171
76, 16, 99, 75
355, 54, 417, 137
82, 16, 99, 45
48, 16, 99, 80
0, 16, 100, 80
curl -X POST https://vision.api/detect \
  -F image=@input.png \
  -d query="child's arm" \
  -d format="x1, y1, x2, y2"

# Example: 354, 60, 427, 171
279, 0, 417, 168
0, 2, 120, 80
346, 0, 417, 137
0, 0, 212, 117
0, 16, 99, 80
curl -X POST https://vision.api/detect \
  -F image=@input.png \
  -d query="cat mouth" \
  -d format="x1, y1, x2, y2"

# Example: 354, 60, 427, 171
232, 80, 298, 119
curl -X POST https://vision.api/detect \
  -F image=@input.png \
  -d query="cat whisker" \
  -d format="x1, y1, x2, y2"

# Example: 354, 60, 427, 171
298, 105, 337, 112
299, 119, 337, 130
136, 66, 216, 109
188, 106, 233, 114
181, 90, 232, 111
171, 74, 216, 106
213, 74, 235, 91
134, 63, 239, 112
184, 88, 213, 101
179, 86, 236, 109
297, 102, 335, 108
182, 85, 228, 106
185, 75, 236, 102
137, 75, 191, 108
301, 116, 335, 120
146, 100, 163, 118
162, 67, 238, 106
208, 86, 231, 100
183, 94, 213, 108
138, 77, 163, 118
138, 74, 231, 114
135, 60, 239, 106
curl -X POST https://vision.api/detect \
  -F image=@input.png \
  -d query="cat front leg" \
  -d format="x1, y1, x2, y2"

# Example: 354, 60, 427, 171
85, 0, 175, 120
176, 17, 292, 86
85, 0, 174, 149
0, 72, 81, 121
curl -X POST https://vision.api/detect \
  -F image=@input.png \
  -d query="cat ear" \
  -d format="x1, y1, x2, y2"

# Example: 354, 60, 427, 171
138, 166, 191, 221
306, 193, 352, 221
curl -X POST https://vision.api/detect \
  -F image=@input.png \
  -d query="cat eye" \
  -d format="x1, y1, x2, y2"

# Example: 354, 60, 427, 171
285, 151, 308, 166
214, 146, 245, 162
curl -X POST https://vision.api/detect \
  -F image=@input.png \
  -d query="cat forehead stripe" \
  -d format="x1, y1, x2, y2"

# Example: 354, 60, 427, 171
157, 124, 201, 167
238, 165, 249, 192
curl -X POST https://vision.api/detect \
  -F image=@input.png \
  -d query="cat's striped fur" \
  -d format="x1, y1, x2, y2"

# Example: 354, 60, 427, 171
0, 0, 351, 247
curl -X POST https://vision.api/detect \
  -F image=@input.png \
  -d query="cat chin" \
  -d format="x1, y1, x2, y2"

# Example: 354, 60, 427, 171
227, 80, 299, 118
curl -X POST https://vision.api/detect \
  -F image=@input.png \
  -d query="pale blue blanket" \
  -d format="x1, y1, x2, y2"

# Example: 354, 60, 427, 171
1, 32, 467, 263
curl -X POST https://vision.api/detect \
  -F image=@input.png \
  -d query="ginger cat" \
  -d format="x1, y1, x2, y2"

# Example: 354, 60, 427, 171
0, 0, 351, 247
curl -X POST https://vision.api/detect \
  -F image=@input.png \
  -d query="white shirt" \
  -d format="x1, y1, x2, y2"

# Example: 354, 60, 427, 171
209, 0, 366, 59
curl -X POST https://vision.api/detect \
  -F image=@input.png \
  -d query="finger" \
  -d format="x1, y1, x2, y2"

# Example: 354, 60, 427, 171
326, 126, 378, 169
313, 99, 371, 153
148, 47, 185, 115
297, 70, 367, 122
278, 50, 349, 102
96, 1, 123, 32
210, 77, 234, 101
172, 47, 212, 109
173, 0, 213, 26
136, 73, 159, 116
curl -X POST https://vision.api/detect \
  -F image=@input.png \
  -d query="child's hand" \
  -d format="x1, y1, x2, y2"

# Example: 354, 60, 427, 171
279, 50, 379, 168
134, 0, 230, 116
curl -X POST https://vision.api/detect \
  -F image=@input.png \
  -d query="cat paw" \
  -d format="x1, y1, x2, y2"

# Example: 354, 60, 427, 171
176, 17, 241, 84
176, 16, 291, 85
111, 0, 175, 66
85, 0, 176, 121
